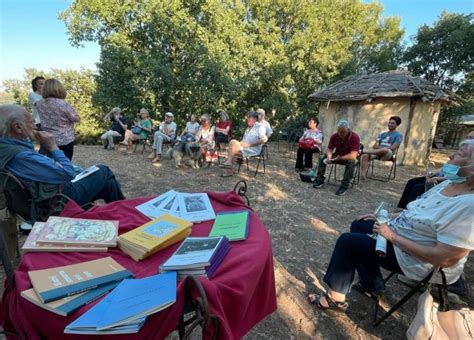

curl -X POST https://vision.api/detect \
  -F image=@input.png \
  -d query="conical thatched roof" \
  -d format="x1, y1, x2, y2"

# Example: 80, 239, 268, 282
308, 70, 460, 104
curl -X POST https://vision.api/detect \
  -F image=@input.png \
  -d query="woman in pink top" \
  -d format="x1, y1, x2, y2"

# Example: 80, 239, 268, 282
36, 79, 81, 160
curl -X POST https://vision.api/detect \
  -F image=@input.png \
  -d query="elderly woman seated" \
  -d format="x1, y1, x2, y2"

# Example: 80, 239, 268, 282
295, 117, 323, 171
121, 108, 152, 154
195, 114, 217, 167
308, 139, 474, 311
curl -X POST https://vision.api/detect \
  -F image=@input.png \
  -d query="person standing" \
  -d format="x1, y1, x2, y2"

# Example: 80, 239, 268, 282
36, 78, 81, 160
28, 76, 45, 129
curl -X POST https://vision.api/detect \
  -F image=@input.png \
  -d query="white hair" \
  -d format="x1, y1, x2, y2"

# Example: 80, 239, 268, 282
460, 139, 474, 167
336, 119, 350, 129
256, 108, 265, 118
139, 108, 149, 116
0, 104, 29, 137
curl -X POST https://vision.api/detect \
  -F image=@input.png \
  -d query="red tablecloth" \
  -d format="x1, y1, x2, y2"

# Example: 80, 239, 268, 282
1, 191, 277, 339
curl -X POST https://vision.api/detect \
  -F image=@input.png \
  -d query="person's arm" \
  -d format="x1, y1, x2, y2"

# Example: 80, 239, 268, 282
7, 131, 76, 184
115, 117, 128, 131
216, 125, 230, 135
103, 110, 113, 121
390, 143, 400, 151
62, 101, 81, 123
375, 223, 470, 268
141, 120, 152, 133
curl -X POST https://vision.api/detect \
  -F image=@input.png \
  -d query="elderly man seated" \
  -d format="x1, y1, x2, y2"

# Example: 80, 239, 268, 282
101, 107, 128, 150
313, 119, 360, 196
0, 104, 125, 207
220, 111, 267, 177
308, 138, 474, 312
360, 116, 403, 179
148, 112, 177, 163
256, 108, 273, 139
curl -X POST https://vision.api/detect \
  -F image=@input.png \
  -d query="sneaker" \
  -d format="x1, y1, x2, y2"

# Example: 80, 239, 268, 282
313, 178, 324, 188
336, 186, 348, 196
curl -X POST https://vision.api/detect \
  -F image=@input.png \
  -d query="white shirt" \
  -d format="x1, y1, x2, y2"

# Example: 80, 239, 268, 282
186, 121, 200, 135
28, 92, 43, 124
159, 121, 177, 139
260, 120, 273, 138
242, 122, 267, 155
390, 180, 474, 283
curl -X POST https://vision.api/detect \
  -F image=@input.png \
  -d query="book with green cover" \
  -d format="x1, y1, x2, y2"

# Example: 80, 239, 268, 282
209, 210, 249, 241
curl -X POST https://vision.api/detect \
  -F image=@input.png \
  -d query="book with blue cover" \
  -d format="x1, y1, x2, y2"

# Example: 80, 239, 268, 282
64, 272, 177, 334
28, 257, 132, 303
21, 281, 120, 317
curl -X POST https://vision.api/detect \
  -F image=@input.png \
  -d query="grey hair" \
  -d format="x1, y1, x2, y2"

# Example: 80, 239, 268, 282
219, 111, 229, 121
256, 108, 265, 118
336, 119, 350, 129
139, 108, 149, 116
0, 104, 29, 137
200, 113, 211, 122
460, 139, 474, 167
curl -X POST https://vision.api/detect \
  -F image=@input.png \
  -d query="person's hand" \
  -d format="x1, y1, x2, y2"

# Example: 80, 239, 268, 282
373, 223, 396, 242
241, 141, 250, 148
332, 156, 341, 162
357, 213, 376, 221
33, 131, 58, 151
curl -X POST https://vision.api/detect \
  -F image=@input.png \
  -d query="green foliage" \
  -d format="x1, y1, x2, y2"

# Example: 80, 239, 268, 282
60, 0, 404, 130
3, 68, 101, 144
403, 12, 474, 130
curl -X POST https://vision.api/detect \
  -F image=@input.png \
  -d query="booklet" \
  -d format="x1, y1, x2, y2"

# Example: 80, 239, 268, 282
160, 237, 225, 270
209, 210, 249, 241
135, 190, 177, 219
177, 193, 216, 222
35, 216, 118, 248
71, 165, 100, 183
28, 257, 132, 303
23, 222, 108, 252
65, 272, 177, 334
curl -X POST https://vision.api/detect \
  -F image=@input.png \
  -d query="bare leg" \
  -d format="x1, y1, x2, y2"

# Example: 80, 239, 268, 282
224, 140, 241, 166
361, 154, 369, 179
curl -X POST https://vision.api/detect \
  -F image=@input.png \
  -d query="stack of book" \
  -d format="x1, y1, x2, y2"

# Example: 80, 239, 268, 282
65, 272, 177, 335
21, 257, 132, 316
118, 214, 192, 261
22, 216, 119, 253
160, 236, 230, 279
135, 190, 216, 222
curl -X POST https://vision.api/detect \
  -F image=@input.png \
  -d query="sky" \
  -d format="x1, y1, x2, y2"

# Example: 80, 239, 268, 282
0, 0, 472, 86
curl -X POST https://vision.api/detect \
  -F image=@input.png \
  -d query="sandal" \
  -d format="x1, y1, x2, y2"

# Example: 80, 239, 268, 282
308, 292, 348, 312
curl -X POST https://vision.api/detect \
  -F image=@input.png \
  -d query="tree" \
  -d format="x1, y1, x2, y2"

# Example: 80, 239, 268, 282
60, 0, 404, 130
3, 68, 101, 143
403, 12, 474, 90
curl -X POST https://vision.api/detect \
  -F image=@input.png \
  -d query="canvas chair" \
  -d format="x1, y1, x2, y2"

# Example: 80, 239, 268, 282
237, 144, 266, 177
366, 147, 399, 182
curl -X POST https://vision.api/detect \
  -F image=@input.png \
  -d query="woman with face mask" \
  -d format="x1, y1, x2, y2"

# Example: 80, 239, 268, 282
308, 139, 474, 312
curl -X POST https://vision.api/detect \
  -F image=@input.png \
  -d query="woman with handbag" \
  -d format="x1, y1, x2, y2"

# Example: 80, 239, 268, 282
307, 139, 474, 313
122, 108, 152, 154
295, 117, 323, 171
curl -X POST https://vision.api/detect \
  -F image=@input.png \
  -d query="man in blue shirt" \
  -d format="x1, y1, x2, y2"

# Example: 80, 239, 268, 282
0, 104, 125, 206
361, 116, 403, 179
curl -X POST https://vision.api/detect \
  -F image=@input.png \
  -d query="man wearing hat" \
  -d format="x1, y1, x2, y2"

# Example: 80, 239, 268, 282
220, 110, 267, 177
149, 112, 177, 162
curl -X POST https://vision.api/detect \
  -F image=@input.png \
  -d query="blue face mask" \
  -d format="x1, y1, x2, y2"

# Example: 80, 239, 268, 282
442, 163, 469, 183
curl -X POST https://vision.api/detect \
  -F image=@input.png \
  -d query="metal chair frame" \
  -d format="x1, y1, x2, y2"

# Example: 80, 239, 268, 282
327, 158, 361, 187
237, 145, 266, 177
366, 148, 399, 182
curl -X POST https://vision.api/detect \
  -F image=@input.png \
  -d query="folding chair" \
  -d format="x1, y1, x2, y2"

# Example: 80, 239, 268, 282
133, 136, 151, 154
368, 267, 440, 326
237, 145, 266, 177
327, 158, 361, 187
366, 147, 399, 182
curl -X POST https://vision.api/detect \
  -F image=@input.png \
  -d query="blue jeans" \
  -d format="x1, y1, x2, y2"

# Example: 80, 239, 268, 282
63, 165, 125, 206
323, 219, 403, 295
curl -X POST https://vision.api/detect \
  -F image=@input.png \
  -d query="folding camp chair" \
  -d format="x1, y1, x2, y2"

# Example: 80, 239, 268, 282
237, 145, 266, 177
366, 147, 399, 182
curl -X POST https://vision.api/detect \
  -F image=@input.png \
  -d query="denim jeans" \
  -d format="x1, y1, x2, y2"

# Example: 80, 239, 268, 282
316, 156, 356, 188
323, 219, 403, 295
63, 165, 125, 206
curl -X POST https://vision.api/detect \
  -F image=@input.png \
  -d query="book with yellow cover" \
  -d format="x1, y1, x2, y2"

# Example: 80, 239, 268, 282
118, 214, 192, 261
28, 257, 132, 303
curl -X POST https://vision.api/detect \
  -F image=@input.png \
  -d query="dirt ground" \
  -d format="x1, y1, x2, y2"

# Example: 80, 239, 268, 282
2, 143, 472, 339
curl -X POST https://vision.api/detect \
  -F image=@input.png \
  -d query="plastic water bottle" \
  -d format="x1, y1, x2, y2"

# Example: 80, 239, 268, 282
375, 208, 389, 257
309, 168, 315, 180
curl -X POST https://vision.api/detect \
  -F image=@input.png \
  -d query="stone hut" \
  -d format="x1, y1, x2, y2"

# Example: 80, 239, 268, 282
308, 71, 459, 165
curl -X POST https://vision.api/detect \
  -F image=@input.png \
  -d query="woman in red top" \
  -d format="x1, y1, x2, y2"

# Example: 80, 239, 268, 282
215, 111, 232, 149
